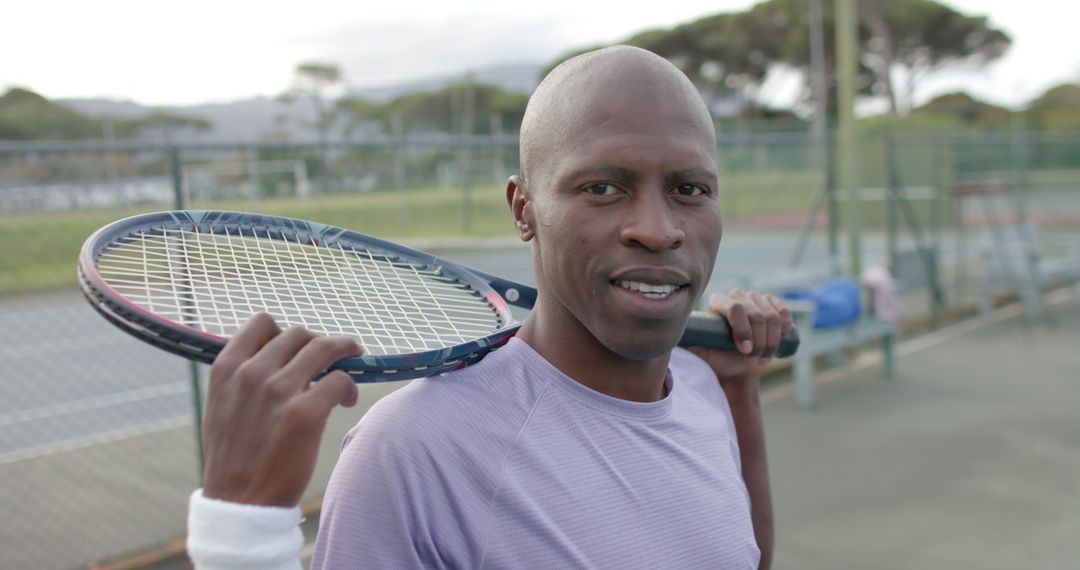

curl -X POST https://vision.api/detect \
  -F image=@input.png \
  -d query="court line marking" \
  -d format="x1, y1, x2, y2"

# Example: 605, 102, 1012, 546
0, 382, 188, 426
0, 332, 135, 360
5, 289, 1072, 464
760, 288, 1074, 405
0, 416, 191, 466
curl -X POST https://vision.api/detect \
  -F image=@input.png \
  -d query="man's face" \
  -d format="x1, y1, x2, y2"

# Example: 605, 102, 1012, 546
522, 91, 722, 360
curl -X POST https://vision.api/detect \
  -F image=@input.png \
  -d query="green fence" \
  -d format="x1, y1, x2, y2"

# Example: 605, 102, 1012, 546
1, 131, 1078, 568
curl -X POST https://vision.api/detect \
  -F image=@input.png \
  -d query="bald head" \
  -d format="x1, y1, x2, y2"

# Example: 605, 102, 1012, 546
519, 45, 715, 185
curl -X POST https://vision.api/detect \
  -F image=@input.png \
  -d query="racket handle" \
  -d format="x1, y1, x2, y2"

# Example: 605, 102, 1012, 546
680, 311, 800, 358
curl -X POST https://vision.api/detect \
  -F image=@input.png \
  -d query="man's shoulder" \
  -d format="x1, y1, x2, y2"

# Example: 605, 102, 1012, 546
318, 343, 555, 567
344, 338, 549, 458
669, 347, 720, 390
668, 347, 733, 415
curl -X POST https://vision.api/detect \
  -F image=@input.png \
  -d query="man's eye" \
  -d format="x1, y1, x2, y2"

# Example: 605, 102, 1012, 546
673, 184, 707, 197
584, 183, 618, 196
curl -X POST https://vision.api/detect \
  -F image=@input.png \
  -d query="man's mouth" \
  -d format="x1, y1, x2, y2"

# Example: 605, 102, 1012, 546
614, 280, 684, 299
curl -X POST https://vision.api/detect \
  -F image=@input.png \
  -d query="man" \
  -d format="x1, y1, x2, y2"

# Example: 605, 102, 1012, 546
187, 45, 792, 569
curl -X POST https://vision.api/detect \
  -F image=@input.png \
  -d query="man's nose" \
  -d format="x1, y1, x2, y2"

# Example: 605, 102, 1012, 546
618, 191, 684, 251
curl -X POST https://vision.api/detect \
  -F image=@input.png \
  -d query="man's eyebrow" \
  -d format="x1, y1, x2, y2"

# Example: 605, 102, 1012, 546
565, 165, 640, 183
564, 166, 718, 185
664, 168, 718, 185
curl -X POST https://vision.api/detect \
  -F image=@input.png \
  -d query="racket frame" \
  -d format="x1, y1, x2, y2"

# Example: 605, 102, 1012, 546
79, 210, 523, 382
80, 210, 798, 382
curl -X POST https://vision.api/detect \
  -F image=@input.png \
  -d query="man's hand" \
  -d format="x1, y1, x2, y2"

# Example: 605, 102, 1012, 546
201, 313, 363, 507
687, 290, 794, 384
689, 289, 790, 570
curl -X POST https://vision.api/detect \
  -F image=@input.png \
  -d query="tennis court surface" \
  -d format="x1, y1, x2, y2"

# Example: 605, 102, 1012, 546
295, 288, 1079, 569
765, 291, 1080, 569
7, 287, 1079, 569
294, 292, 1080, 569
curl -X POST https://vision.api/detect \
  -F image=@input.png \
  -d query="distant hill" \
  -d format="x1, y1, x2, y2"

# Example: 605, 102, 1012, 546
56, 62, 543, 143
0, 88, 103, 139
58, 96, 313, 143
347, 63, 541, 102
54, 98, 146, 119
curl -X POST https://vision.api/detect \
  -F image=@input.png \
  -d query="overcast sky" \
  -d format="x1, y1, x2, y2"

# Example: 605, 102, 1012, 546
3, 0, 1077, 108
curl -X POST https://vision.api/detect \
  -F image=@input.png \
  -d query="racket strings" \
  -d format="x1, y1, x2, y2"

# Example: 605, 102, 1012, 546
95, 227, 504, 355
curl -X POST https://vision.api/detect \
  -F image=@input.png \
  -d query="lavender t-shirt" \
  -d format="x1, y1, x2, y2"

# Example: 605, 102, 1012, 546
312, 338, 758, 569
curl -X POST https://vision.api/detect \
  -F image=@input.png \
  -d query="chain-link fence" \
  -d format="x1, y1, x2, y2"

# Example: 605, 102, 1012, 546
0, 137, 521, 568
1, 131, 1077, 567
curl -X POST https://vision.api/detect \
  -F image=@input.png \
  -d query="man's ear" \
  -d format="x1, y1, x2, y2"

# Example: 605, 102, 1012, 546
506, 175, 535, 242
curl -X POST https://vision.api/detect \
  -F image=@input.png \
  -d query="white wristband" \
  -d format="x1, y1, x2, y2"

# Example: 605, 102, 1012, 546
187, 488, 304, 570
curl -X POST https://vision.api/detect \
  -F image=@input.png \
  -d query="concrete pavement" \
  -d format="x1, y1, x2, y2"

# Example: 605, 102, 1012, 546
766, 293, 1079, 569
280, 291, 1078, 569
92, 291, 1079, 570
4, 234, 1075, 568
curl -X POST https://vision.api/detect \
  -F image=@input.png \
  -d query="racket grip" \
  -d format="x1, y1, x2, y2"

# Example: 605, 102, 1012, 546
680, 311, 800, 358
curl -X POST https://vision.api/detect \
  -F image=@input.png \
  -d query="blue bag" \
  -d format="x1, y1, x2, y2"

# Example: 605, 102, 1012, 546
782, 278, 862, 329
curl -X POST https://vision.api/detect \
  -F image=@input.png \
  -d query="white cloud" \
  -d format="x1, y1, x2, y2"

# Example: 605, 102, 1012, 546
2, 0, 1075, 107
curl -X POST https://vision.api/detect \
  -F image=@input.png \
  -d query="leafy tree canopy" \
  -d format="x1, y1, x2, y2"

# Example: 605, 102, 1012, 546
542, 0, 1010, 117
337, 82, 530, 136
280, 62, 346, 141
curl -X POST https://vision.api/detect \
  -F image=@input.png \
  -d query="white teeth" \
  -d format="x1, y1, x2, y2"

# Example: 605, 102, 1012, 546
617, 280, 679, 298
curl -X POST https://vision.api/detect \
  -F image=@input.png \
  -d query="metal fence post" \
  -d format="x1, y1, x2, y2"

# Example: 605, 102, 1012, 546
884, 131, 898, 271
836, 0, 862, 277
170, 146, 205, 483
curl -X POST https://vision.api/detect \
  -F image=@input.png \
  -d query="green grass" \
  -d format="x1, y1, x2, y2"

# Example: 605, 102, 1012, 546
3, 173, 828, 296
6, 165, 1068, 296
2, 206, 164, 294
0, 185, 520, 296
202, 186, 517, 239
720, 170, 820, 218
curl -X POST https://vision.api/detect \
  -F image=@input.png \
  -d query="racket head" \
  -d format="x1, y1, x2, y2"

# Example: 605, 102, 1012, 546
78, 210, 520, 382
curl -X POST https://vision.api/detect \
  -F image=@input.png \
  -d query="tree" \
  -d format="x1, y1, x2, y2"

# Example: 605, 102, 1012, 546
336, 83, 530, 137
744, 0, 1010, 115
540, 0, 1011, 117
335, 97, 383, 143
542, 11, 792, 115
281, 62, 345, 190
860, 0, 1010, 114
541, 2, 855, 116
282, 62, 343, 141
124, 110, 212, 142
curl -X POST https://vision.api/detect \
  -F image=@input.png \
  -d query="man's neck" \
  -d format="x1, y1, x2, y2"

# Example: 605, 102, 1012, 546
516, 300, 672, 403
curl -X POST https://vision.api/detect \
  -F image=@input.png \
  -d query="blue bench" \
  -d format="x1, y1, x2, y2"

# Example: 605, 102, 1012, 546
736, 248, 936, 409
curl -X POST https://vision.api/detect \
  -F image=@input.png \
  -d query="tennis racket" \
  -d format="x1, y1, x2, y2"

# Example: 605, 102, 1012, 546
78, 210, 799, 382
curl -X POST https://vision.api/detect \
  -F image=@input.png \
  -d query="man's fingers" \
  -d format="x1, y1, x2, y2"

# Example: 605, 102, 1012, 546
709, 291, 754, 355
752, 292, 782, 358
296, 371, 360, 421
228, 327, 317, 397
698, 288, 794, 376
253, 326, 318, 371
746, 297, 767, 357
768, 294, 796, 333
214, 313, 281, 380
277, 336, 364, 393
